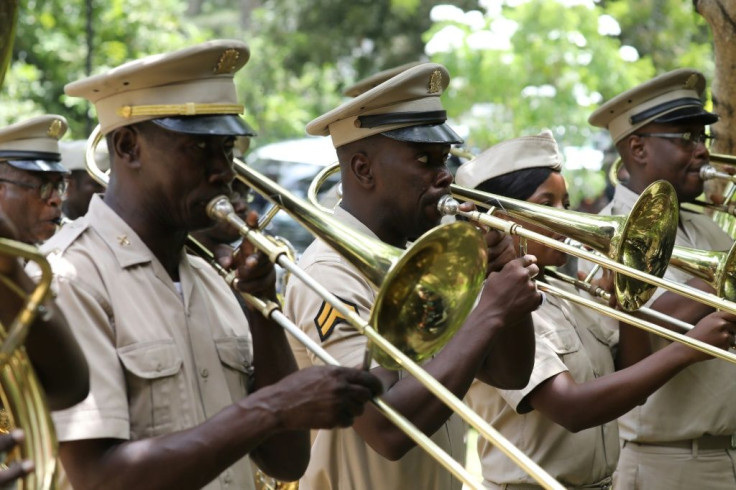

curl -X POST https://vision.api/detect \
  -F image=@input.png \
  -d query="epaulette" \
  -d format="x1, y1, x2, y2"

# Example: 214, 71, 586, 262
40, 217, 91, 258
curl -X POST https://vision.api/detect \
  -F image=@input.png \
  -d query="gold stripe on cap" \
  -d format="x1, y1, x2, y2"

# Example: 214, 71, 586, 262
117, 103, 244, 118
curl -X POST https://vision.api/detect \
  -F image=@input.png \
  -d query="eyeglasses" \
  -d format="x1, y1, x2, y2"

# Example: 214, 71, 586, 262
633, 132, 714, 149
0, 178, 67, 200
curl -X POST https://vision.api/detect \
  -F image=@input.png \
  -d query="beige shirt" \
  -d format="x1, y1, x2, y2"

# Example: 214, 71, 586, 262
31, 195, 256, 490
466, 277, 619, 487
284, 207, 465, 490
599, 184, 736, 442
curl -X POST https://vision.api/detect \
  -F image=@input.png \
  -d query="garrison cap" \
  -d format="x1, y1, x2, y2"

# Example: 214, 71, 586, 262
0, 115, 68, 173
64, 40, 256, 137
59, 139, 110, 173
455, 129, 562, 189
589, 68, 718, 144
343, 61, 422, 98
307, 62, 462, 148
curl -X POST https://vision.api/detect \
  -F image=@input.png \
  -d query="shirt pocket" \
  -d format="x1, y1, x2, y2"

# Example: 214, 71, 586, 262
539, 327, 582, 356
118, 339, 183, 439
214, 336, 254, 397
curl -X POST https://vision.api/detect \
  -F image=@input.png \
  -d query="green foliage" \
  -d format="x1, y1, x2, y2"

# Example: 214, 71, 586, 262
426, 0, 712, 205
0, 0, 208, 137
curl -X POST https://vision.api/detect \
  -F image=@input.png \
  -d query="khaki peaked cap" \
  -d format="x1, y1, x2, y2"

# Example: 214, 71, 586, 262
65, 40, 254, 136
455, 129, 562, 189
589, 68, 718, 143
0, 115, 69, 173
343, 61, 422, 98
308, 63, 462, 148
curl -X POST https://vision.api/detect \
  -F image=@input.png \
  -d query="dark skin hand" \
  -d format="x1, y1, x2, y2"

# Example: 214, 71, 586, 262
60, 365, 382, 490
0, 214, 89, 410
617, 277, 714, 368
0, 430, 34, 485
352, 255, 541, 461
61, 126, 384, 490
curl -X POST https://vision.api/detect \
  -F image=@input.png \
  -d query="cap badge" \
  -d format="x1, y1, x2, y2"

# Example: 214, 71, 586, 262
684, 74, 699, 90
213, 49, 240, 74
47, 120, 64, 139
428, 69, 442, 94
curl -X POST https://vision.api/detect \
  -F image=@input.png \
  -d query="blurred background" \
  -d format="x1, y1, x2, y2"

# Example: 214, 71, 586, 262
0, 0, 717, 214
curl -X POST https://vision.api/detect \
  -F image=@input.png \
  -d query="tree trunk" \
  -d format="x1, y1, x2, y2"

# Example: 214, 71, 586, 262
695, 0, 736, 156
694, 0, 736, 232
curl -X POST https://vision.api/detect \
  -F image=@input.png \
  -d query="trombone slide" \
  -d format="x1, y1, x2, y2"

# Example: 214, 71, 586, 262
205, 199, 564, 490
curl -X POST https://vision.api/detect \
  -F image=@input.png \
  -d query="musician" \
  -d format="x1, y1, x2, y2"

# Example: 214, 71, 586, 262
0, 115, 69, 244
284, 63, 541, 490
59, 140, 107, 222
0, 207, 89, 481
458, 130, 736, 489
588, 69, 736, 489
27, 40, 382, 490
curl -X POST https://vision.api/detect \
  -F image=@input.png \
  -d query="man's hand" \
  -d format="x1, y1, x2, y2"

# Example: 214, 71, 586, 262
678, 311, 736, 363
213, 210, 277, 302
254, 366, 383, 430
476, 254, 542, 326
0, 430, 34, 486
457, 202, 516, 275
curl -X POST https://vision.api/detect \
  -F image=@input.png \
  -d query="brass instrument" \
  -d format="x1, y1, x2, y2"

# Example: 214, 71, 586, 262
86, 126, 563, 490
609, 157, 736, 218
0, 2, 59, 488
309, 161, 681, 312
0, 240, 59, 489
308, 163, 736, 361
436, 195, 736, 364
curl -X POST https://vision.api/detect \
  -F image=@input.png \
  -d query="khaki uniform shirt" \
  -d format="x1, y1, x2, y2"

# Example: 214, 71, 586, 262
598, 184, 736, 442
465, 277, 619, 488
284, 207, 465, 490
31, 195, 256, 490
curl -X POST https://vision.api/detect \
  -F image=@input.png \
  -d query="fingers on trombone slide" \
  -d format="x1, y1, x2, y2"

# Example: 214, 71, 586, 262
689, 311, 736, 359
484, 229, 515, 274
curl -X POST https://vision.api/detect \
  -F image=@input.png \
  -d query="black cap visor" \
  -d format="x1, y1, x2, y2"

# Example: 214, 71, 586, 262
653, 106, 719, 126
381, 122, 463, 145
3, 159, 68, 173
152, 115, 257, 137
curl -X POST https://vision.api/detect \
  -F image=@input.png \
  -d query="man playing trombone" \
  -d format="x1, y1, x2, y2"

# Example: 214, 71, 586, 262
28, 40, 383, 490
285, 63, 543, 490
587, 68, 736, 489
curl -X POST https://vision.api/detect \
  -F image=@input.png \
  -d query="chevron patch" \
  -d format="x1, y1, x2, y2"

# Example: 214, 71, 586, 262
314, 297, 358, 341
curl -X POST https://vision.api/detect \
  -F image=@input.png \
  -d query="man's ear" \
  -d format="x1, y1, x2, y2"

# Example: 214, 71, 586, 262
110, 126, 141, 169
627, 134, 647, 165
349, 151, 374, 189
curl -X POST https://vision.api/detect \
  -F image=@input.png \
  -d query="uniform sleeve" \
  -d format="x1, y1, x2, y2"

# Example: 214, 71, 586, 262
494, 311, 569, 413
45, 256, 131, 442
284, 254, 377, 369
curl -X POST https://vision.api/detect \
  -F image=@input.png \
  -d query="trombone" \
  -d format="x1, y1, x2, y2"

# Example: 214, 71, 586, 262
85, 126, 565, 490
609, 156, 736, 217
449, 183, 736, 317
0, 239, 59, 490
436, 195, 736, 365
308, 162, 736, 363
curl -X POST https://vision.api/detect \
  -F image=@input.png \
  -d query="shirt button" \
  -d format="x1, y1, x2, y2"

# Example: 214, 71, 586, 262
156, 363, 163, 372
200, 368, 209, 378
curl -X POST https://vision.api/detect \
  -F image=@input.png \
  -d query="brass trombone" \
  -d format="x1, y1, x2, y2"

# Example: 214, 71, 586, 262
307, 163, 736, 363
0, 240, 59, 490
436, 195, 736, 365
609, 157, 736, 217
85, 125, 565, 490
